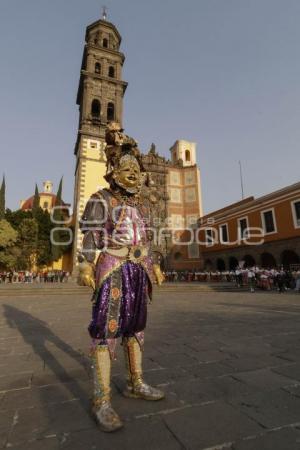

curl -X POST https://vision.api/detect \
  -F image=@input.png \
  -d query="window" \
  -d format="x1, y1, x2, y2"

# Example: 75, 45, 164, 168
103, 38, 108, 48
291, 200, 300, 228
185, 187, 196, 203
108, 66, 115, 78
188, 243, 199, 259
238, 217, 249, 239
205, 228, 214, 247
261, 209, 276, 234
90, 142, 97, 149
43, 202, 49, 209
171, 214, 183, 228
95, 63, 101, 74
185, 150, 191, 161
170, 171, 180, 185
184, 171, 195, 185
107, 102, 115, 121
219, 224, 229, 243
91, 99, 101, 118
170, 188, 181, 203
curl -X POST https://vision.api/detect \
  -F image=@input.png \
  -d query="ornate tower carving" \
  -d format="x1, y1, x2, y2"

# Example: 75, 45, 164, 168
73, 17, 128, 266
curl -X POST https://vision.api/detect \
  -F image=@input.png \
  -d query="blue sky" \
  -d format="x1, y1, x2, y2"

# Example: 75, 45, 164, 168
1, 0, 300, 213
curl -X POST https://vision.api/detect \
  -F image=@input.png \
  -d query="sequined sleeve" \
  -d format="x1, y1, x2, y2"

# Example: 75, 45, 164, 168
79, 193, 106, 263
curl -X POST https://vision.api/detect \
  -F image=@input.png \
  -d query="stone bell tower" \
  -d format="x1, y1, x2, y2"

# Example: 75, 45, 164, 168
72, 13, 128, 267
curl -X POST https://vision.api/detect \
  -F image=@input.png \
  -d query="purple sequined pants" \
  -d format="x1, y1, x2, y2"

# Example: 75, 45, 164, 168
88, 262, 149, 340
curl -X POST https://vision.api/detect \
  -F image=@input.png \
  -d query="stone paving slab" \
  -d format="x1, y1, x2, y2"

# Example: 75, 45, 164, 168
167, 374, 260, 405
1, 290, 300, 449
229, 389, 300, 428
232, 367, 298, 391
223, 354, 289, 372
163, 401, 262, 449
232, 427, 300, 450
60, 416, 183, 450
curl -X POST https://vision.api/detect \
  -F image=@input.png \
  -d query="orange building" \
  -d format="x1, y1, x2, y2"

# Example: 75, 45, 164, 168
165, 140, 203, 270
198, 182, 300, 270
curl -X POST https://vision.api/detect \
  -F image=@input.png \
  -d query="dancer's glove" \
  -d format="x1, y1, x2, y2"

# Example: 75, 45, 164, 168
77, 256, 96, 291
153, 264, 165, 285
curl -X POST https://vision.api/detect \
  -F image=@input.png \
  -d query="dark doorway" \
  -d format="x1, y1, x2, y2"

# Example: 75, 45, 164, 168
281, 250, 300, 269
217, 258, 226, 271
261, 252, 276, 268
204, 259, 213, 270
243, 254, 256, 267
229, 256, 239, 270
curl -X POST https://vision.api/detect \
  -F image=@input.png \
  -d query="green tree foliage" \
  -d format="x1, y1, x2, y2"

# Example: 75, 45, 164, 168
34, 208, 53, 266
51, 177, 71, 261
0, 176, 5, 220
4, 178, 71, 269
16, 218, 38, 270
0, 219, 19, 269
0, 219, 18, 248
32, 184, 40, 216
5, 208, 53, 269
5, 209, 33, 229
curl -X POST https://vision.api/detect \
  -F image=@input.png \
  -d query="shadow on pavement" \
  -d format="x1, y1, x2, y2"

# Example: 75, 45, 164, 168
3, 304, 90, 411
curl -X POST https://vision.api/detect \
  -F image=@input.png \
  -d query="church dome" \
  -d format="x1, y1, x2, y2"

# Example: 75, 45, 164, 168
20, 181, 70, 212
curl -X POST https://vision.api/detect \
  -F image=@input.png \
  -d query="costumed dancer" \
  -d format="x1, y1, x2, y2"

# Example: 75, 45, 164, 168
78, 122, 165, 432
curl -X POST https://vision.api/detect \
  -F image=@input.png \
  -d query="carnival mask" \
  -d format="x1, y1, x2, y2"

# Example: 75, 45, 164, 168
113, 155, 142, 194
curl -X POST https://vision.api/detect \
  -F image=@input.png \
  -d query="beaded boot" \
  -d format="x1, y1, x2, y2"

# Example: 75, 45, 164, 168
122, 337, 164, 401
90, 344, 123, 432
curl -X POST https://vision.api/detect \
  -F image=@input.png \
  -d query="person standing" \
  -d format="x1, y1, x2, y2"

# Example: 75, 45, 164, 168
78, 124, 164, 432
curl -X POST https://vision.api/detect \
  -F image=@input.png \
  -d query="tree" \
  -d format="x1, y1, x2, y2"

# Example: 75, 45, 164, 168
0, 219, 19, 269
16, 218, 38, 270
34, 208, 53, 266
0, 176, 5, 220
5, 208, 54, 269
51, 177, 71, 261
0, 219, 18, 249
5, 209, 33, 229
32, 184, 40, 216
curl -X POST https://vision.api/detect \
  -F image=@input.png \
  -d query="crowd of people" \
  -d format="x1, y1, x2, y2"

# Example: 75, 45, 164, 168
164, 267, 300, 293
1, 267, 300, 293
0, 270, 70, 284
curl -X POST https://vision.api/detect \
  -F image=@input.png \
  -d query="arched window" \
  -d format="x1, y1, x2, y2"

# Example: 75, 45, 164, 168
91, 99, 101, 118
107, 102, 115, 121
103, 38, 108, 48
95, 63, 101, 74
43, 201, 49, 210
108, 66, 115, 78
185, 150, 191, 162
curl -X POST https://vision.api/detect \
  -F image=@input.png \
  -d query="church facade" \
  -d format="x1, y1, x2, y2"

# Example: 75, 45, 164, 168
72, 16, 203, 271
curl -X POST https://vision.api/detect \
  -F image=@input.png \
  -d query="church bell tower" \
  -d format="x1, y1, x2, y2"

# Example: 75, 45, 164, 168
73, 13, 128, 266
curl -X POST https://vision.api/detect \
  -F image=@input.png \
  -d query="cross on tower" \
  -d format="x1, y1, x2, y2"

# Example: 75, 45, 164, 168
102, 6, 107, 20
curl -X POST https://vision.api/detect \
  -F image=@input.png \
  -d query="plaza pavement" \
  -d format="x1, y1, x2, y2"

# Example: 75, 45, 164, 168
0, 284, 300, 450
